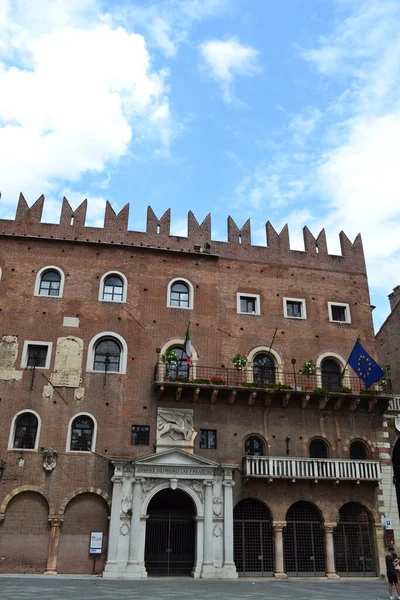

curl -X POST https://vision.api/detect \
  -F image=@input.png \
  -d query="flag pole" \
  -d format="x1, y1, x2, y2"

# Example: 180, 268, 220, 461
341, 335, 360, 379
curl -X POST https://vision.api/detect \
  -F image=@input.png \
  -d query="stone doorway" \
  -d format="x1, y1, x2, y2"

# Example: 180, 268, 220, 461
145, 488, 196, 576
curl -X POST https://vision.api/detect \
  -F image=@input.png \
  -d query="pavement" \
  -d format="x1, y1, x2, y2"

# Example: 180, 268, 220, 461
0, 576, 391, 600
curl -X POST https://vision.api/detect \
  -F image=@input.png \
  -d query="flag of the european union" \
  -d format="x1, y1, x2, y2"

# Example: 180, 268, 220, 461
348, 340, 384, 389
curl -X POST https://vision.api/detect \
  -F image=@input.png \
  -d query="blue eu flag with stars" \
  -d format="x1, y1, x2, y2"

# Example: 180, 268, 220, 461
348, 340, 384, 389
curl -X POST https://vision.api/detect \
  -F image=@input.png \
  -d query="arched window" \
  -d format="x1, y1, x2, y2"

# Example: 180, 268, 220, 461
99, 271, 127, 303
103, 275, 123, 301
350, 440, 369, 460
70, 415, 94, 452
167, 278, 194, 310
34, 266, 65, 298
39, 270, 61, 296
245, 436, 265, 456
309, 438, 329, 458
93, 338, 121, 372
165, 346, 189, 380
13, 413, 39, 449
253, 353, 275, 385
321, 358, 341, 391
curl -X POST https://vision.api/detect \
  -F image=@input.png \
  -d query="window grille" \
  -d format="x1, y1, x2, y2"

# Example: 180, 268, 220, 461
132, 425, 150, 445
70, 416, 94, 451
13, 413, 38, 449
233, 499, 274, 576
334, 502, 376, 576
200, 429, 217, 449
284, 502, 326, 576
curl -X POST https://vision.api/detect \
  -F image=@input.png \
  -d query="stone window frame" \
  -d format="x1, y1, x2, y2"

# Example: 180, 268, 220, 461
327, 301, 351, 324
34, 265, 65, 298
20, 340, 53, 370
167, 277, 194, 310
349, 438, 370, 460
8, 409, 41, 451
99, 270, 128, 304
66, 412, 98, 453
308, 436, 330, 459
236, 293, 261, 316
315, 351, 350, 388
86, 331, 128, 374
283, 297, 307, 320
244, 434, 267, 456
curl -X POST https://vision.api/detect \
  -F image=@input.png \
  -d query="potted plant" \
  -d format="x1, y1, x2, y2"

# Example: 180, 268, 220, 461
301, 359, 317, 376
231, 353, 248, 369
160, 349, 178, 381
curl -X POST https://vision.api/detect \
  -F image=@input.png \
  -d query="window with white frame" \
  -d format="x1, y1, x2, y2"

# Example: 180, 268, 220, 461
328, 302, 351, 324
10, 411, 40, 450
283, 297, 307, 319
167, 278, 194, 310
34, 266, 65, 298
21, 341, 52, 369
69, 414, 95, 452
86, 332, 128, 374
237, 293, 260, 315
99, 271, 127, 303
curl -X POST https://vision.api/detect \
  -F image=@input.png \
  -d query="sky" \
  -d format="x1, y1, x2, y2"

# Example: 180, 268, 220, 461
0, 0, 400, 331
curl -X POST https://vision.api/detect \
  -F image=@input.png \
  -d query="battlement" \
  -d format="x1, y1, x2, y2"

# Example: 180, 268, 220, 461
0, 194, 366, 273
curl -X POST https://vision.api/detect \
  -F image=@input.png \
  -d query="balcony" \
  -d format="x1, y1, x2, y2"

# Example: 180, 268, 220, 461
387, 396, 400, 413
154, 364, 392, 410
244, 456, 381, 483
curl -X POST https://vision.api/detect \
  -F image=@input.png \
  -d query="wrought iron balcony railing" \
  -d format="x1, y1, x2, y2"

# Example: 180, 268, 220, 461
155, 363, 392, 396
244, 456, 381, 482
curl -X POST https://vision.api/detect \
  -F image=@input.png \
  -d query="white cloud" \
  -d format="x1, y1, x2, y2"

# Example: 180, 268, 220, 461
199, 37, 260, 102
0, 0, 173, 215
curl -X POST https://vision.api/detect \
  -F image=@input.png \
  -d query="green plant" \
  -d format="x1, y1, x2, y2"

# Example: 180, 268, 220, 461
380, 365, 389, 382
175, 375, 190, 383
273, 383, 293, 391
160, 349, 178, 364
360, 389, 376, 395
242, 381, 263, 388
231, 353, 248, 369
335, 386, 352, 394
193, 377, 211, 384
210, 377, 227, 385
301, 359, 317, 376
313, 387, 329, 394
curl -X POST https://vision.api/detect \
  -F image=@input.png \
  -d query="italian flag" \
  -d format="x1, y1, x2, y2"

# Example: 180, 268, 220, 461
184, 324, 192, 367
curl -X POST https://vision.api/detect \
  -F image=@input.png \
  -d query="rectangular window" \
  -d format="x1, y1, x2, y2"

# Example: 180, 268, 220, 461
200, 429, 217, 449
328, 302, 351, 324
237, 293, 260, 315
131, 425, 150, 446
283, 297, 307, 319
21, 341, 52, 369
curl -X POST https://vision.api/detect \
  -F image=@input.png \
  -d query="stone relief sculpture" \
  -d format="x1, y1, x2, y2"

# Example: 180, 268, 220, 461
213, 496, 223, 516
157, 408, 194, 441
188, 480, 204, 502
140, 478, 158, 501
42, 448, 58, 472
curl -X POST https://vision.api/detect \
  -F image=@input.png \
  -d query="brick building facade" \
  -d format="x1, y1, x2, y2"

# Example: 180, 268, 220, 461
0, 195, 392, 578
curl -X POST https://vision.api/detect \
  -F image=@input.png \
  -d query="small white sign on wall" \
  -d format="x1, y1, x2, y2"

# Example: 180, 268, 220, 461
385, 518, 393, 530
89, 531, 103, 555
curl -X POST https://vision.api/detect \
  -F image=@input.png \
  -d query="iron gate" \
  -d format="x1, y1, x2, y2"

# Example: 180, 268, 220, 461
333, 503, 376, 576
145, 489, 195, 576
234, 499, 274, 577
284, 502, 326, 576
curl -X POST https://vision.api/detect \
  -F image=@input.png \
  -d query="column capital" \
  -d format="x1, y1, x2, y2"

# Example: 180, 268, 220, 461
111, 475, 123, 484
48, 516, 64, 527
203, 480, 214, 487
324, 522, 337, 533
272, 521, 287, 531
132, 478, 145, 485
222, 480, 235, 488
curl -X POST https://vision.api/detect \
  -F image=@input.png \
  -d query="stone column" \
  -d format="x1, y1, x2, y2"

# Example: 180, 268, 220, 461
272, 521, 287, 579
201, 480, 215, 577
44, 517, 63, 574
324, 522, 339, 578
221, 481, 237, 578
126, 478, 145, 577
375, 523, 386, 578
103, 474, 123, 574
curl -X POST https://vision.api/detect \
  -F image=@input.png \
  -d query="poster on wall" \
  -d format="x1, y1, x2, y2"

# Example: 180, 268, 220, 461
89, 531, 103, 555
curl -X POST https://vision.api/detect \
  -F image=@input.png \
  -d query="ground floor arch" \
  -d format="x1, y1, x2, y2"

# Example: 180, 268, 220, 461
333, 502, 376, 576
284, 501, 326, 576
57, 492, 109, 574
145, 488, 196, 576
233, 498, 274, 577
0, 491, 49, 573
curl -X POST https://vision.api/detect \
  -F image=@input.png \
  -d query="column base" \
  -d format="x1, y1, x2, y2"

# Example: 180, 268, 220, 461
326, 572, 340, 579
201, 563, 217, 578
219, 563, 238, 579
274, 571, 288, 579
43, 569, 57, 575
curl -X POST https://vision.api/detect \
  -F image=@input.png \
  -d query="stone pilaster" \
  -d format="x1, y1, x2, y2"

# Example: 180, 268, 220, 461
201, 480, 216, 577
221, 481, 237, 578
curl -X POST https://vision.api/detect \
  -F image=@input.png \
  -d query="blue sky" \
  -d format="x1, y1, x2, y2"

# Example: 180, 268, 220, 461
1, 0, 400, 330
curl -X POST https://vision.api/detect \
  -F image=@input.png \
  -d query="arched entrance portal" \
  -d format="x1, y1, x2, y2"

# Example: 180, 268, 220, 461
284, 501, 326, 576
333, 503, 376, 576
145, 488, 195, 576
233, 499, 274, 577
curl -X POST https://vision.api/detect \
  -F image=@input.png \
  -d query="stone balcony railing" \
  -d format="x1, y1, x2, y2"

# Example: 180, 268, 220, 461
244, 456, 381, 482
387, 396, 400, 413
